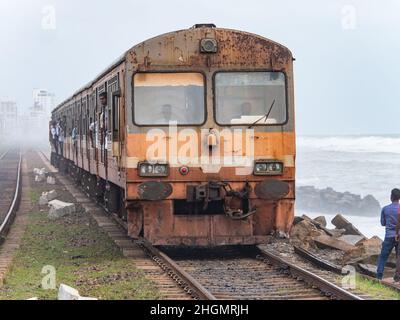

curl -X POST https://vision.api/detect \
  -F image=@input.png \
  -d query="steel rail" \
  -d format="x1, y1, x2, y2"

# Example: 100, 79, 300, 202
294, 246, 343, 274
0, 149, 9, 160
294, 245, 400, 294
0, 151, 22, 240
257, 247, 364, 300
137, 239, 217, 300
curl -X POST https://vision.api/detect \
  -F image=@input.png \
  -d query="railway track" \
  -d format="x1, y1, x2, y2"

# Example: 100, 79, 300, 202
39, 150, 364, 300
0, 149, 22, 243
293, 245, 400, 294
159, 245, 362, 300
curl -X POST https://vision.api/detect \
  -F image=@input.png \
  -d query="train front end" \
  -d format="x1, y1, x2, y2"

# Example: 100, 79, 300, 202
124, 25, 295, 246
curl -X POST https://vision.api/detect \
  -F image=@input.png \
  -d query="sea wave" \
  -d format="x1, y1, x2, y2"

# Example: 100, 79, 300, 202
297, 135, 400, 154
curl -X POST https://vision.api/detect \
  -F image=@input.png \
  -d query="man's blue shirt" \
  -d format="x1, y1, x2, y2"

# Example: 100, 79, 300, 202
380, 202, 400, 238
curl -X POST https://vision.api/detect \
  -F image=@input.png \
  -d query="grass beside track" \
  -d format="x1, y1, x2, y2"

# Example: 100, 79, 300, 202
0, 209, 161, 300
354, 275, 400, 300
336, 274, 400, 300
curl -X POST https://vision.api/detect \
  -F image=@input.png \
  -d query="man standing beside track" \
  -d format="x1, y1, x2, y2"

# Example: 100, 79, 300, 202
394, 208, 400, 282
376, 188, 400, 280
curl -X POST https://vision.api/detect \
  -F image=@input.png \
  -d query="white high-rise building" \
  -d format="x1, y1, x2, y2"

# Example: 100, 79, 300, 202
0, 99, 18, 137
26, 89, 56, 145
32, 89, 55, 117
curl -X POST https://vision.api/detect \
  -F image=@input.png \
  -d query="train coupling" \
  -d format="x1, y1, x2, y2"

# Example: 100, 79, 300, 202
187, 181, 257, 220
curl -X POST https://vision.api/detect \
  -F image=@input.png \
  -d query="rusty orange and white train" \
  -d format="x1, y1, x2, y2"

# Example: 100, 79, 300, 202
50, 24, 296, 246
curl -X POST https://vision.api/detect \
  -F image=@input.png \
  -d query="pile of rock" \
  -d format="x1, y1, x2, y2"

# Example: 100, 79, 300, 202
37, 188, 77, 220
290, 214, 390, 275
33, 168, 56, 185
38, 190, 58, 206
33, 168, 47, 182
296, 186, 381, 217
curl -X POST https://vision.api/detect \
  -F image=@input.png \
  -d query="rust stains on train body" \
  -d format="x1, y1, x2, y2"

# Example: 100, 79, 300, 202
50, 25, 296, 246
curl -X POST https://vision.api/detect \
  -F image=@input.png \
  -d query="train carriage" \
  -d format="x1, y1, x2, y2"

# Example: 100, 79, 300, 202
50, 24, 296, 246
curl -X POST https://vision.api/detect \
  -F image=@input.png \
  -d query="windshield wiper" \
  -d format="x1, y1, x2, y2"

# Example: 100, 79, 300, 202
248, 99, 276, 129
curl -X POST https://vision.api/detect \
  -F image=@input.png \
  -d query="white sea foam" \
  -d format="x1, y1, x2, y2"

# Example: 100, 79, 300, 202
297, 135, 400, 154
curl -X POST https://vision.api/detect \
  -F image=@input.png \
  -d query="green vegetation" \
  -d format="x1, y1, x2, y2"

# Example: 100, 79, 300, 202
0, 211, 161, 300
355, 275, 400, 300
29, 190, 40, 204
336, 274, 400, 300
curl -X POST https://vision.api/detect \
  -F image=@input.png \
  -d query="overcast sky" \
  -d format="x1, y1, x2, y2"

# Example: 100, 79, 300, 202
0, 0, 399, 135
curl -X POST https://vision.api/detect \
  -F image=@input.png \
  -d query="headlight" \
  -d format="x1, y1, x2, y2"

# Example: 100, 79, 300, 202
254, 160, 283, 176
154, 164, 168, 175
138, 162, 169, 177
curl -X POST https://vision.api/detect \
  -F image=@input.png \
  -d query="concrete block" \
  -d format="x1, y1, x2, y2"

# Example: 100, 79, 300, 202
35, 175, 45, 182
39, 190, 58, 206
338, 234, 365, 246
58, 284, 98, 300
314, 216, 327, 228
314, 234, 356, 252
34, 168, 48, 183
33, 168, 47, 175
331, 214, 365, 237
343, 236, 383, 264
48, 200, 76, 219
47, 176, 56, 185
58, 284, 80, 300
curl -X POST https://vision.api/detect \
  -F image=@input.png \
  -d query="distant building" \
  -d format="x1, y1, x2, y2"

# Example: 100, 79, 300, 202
0, 99, 18, 137
29, 89, 55, 137
33, 89, 55, 116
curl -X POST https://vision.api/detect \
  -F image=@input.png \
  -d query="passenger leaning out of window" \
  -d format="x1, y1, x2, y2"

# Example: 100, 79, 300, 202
50, 121, 58, 154
99, 92, 108, 146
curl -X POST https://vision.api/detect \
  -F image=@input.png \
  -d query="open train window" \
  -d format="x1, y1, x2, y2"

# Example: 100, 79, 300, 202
214, 71, 288, 126
133, 72, 206, 126
112, 90, 120, 141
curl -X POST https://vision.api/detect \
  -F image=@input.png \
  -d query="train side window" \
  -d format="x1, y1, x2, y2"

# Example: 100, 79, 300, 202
112, 90, 121, 141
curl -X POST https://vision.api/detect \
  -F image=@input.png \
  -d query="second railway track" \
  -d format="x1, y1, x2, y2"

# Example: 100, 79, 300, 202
0, 149, 22, 242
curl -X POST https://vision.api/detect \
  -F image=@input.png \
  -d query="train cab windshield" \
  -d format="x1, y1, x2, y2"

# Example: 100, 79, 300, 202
215, 72, 287, 125
133, 73, 205, 125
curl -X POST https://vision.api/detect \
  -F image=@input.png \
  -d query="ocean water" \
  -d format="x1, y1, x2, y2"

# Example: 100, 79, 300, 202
296, 135, 400, 239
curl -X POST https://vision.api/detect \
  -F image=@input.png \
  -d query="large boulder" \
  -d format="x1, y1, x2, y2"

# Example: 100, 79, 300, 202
331, 214, 365, 237
301, 215, 335, 236
290, 220, 324, 249
328, 228, 346, 238
48, 200, 76, 220
338, 234, 365, 246
313, 234, 356, 252
343, 236, 383, 264
314, 216, 327, 228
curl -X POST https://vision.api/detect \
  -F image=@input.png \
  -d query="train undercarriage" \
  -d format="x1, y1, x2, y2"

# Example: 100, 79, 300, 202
50, 152, 294, 246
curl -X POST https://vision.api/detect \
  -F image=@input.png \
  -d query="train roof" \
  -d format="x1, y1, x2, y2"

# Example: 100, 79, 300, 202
53, 25, 293, 114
